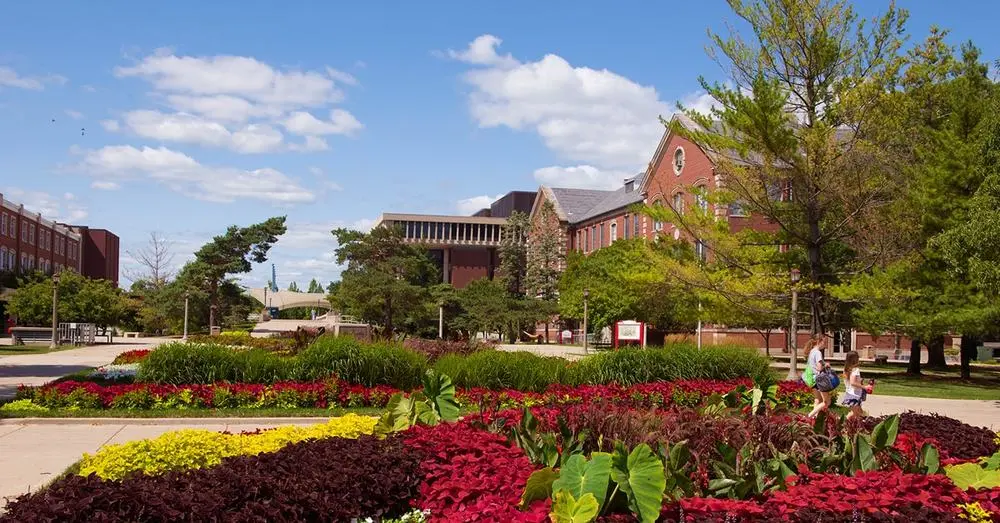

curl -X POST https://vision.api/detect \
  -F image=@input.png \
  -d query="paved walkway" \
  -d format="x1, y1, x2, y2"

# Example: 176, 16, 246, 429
864, 395, 1000, 429
0, 337, 170, 399
0, 417, 330, 510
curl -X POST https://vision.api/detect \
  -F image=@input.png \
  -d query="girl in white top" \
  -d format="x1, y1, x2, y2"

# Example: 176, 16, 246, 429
841, 350, 869, 419
806, 334, 832, 419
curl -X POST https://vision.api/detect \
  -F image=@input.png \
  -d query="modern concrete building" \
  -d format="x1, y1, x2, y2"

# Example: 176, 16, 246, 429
374, 190, 534, 288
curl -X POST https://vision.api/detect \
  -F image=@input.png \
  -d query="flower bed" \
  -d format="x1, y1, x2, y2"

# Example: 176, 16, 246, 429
15, 378, 813, 412
78, 413, 377, 480
88, 363, 139, 382
0, 435, 422, 523
864, 411, 999, 460
110, 349, 151, 365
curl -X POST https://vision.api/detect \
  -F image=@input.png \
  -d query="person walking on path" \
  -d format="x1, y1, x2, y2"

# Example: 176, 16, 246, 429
805, 334, 833, 418
841, 350, 874, 420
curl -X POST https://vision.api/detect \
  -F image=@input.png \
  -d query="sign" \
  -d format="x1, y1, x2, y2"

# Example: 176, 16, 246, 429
268, 307, 280, 317
613, 320, 645, 348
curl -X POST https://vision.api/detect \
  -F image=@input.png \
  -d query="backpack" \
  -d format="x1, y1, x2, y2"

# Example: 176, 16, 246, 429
814, 368, 839, 392
803, 365, 816, 387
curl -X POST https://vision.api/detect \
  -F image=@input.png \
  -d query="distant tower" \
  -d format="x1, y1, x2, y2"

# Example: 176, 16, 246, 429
271, 264, 278, 292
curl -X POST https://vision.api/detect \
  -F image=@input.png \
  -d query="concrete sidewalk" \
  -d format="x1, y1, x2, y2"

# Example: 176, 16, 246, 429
0, 417, 331, 510
0, 337, 170, 399
863, 394, 1000, 429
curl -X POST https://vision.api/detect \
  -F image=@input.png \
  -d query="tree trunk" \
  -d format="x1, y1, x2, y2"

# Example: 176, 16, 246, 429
926, 335, 947, 369
906, 338, 921, 375
764, 330, 771, 357
544, 321, 550, 345
960, 335, 978, 380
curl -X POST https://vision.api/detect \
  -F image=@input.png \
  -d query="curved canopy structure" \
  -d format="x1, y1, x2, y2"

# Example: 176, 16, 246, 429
247, 289, 331, 311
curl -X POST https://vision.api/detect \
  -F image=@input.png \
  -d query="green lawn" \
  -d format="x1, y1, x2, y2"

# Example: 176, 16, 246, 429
0, 343, 85, 356
775, 366, 1000, 400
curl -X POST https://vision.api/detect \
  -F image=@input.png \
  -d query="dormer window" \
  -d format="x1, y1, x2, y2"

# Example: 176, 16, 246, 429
624, 180, 635, 193
673, 147, 685, 175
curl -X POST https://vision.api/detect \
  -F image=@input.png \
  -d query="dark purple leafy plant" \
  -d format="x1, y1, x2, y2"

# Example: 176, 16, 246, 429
0, 435, 423, 523
864, 411, 998, 460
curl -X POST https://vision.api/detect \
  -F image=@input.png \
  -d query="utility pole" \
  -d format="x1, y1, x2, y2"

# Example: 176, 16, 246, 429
49, 273, 60, 349
182, 291, 190, 342
582, 288, 590, 354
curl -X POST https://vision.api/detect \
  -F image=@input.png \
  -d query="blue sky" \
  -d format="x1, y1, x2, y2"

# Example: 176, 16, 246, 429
1, 1, 997, 289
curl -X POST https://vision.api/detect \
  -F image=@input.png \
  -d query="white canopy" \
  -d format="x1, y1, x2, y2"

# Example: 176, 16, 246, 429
247, 288, 332, 311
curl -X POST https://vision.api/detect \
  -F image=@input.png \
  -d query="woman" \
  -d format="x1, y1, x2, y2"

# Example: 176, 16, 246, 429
841, 350, 870, 419
805, 334, 832, 418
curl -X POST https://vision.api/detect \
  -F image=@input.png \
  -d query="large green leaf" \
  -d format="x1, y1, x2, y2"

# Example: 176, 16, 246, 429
870, 414, 900, 450
375, 393, 415, 433
920, 443, 940, 474
947, 463, 1000, 490
521, 467, 558, 508
550, 491, 599, 523
422, 370, 460, 421
852, 435, 876, 473
552, 453, 612, 511
983, 452, 1000, 471
611, 443, 666, 523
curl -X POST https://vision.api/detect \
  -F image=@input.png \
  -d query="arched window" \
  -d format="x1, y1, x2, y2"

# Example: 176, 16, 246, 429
610, 222, 617, 243
0, 247, 6, 270
672, 192, 684, 216
673, 147, 685, 175
695, 185, 708, 213
653, 200, 665, 232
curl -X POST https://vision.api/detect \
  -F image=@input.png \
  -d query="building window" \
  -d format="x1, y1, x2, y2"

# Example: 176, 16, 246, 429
673, 147, 685, 175
695, 240, 707, 262
672, 192, 684, 216
633, 214, 640, 238
598, 224, 604, 249
653, 201, 665, 232
696, 185, 708, 213
585, 228, 591, 252
29, 224, 35, 245
0, 247, 5, 270
610, 222, 618, 243
729, 201, 748, 217
1, 214, 5, 236
623, 215, 629, 239
21, 222, 27, 242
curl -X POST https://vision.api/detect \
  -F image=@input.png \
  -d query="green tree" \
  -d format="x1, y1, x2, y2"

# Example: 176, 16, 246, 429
454, 278, 509, 338
330, 225, 438, 338
181, 217, 287, 329
287, 281, 300, 292
559, 238, 699, 334
498, 210, 530, 297
7, 270, 128, 329
673, 0, 910, 334
526, 201, 565, 341
307, 279, 324, 294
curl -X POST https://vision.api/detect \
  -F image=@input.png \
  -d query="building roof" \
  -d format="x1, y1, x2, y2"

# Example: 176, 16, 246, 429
538, 172, 646, 225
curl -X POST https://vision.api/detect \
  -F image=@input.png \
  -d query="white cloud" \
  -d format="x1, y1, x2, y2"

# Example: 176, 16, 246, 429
282, 109, 363, 136
456, 193, 504, 215
78, 144, 316, 204
91, 180, 121, 190
165, 94, 282, 123
289, 135, 330, 152
121, 110, 286, 153
533, 165, 628, 190
4, 187, 88, 222
446, 35, 518, 68
65, 109, 85, 120
448, 35, 674, 170
326, 67, 358, 86
115, 50, 348, 107
100, 119, 120, 132
0, 66, 65, 90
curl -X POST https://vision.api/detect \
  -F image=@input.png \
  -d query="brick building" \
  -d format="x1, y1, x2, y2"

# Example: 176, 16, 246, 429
0, 192, 120, 286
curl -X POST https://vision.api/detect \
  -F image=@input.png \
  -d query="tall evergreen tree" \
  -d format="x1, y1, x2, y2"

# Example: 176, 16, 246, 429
498, 210, 530, 297
526, 201, 565, 341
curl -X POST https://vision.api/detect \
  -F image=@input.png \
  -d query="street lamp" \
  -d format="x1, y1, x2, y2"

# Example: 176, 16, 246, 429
438, 300, 444, 339
182, 291, 190, 342
49, 273, 60, 349
582, 288, 590, 354
786, 268, 802, 381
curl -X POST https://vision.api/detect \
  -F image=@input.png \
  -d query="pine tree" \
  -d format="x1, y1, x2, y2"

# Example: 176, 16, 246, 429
526, 201, 565, 341
498, 211, 529, 297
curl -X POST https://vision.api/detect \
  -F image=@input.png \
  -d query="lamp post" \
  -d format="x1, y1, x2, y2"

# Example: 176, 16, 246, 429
582, 288, 590, 354
438, 301, 444, 339
786, 268, 801, 381
49, 273, 60, 349
182, 291, 190, 342
696, 301, 703, 350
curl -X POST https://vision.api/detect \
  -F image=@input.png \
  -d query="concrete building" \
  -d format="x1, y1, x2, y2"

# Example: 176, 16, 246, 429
374, 191, 534, 288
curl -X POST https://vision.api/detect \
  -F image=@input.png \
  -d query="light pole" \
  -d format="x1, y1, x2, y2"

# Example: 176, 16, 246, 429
582, 288, 590, 354
696, 301, 703, 350
49, 273, 60, 349
438, 301, 444, 339
786, 268, 801, 381
182, 291, 190, 342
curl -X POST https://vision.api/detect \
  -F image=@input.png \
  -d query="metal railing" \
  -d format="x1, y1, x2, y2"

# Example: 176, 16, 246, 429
58, 322, 96, 345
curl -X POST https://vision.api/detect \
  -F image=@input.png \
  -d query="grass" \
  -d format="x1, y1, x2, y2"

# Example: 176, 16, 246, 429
773, 365, 1000, 401
0, 343, 86, 356
0, 406, 387, 419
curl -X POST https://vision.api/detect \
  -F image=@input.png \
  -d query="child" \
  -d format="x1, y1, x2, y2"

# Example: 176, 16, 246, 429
841, 350, 873, 419
805, 334, 833, 418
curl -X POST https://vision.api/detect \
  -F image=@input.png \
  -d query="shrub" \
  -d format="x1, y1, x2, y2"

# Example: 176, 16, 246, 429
294, 337, 427, 389
0, 399, 49, 412
1, 435, 422, 523
138, 342, 255, 384
568, 343, 772, 385
865, 412, 999, 461
435, 350, 569, 392
77, 413, 377, 480
403, 338, 494, 361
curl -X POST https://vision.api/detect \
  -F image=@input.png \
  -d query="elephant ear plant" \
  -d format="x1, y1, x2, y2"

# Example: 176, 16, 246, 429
375, 370, 460, 433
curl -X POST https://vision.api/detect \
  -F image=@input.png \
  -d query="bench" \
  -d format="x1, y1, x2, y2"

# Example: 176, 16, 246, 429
10, 327, 53, 345
123, 332, 141, 339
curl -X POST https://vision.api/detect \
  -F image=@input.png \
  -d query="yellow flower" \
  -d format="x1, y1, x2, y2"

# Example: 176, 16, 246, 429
78, 414, 377, 480
958, 502, 993, 523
